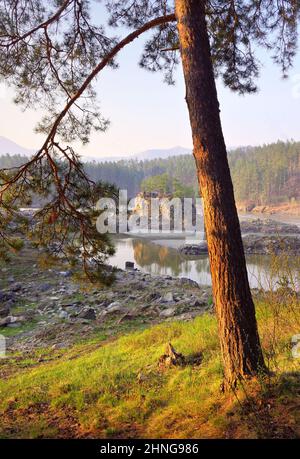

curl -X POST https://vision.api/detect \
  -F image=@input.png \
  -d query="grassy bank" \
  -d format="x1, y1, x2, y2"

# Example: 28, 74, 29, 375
0, 294, 299, 439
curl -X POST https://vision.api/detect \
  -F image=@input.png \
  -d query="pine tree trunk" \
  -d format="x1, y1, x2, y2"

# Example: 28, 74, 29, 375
175, 0, 266, 388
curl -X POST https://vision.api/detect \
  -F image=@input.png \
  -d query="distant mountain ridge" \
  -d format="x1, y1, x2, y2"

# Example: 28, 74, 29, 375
1, 138, 299, 212
0, 136, 192, 162
131, 146, 192, 161
82, 146, 192, 163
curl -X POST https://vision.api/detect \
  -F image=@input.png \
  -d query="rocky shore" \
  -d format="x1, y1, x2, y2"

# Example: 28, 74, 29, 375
1, 218, 299, 354
0, 247, 212, 353
240, 218, 300, 234
179, 219, 300, 257
236, 202, 300, 216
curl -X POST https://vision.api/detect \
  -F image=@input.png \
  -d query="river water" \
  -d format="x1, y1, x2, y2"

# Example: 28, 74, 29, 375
109, 214, 300, 290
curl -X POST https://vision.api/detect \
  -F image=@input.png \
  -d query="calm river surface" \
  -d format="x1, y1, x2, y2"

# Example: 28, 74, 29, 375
109, 214, 300, 290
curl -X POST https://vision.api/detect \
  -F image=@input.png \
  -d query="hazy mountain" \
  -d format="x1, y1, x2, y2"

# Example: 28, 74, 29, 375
0, 137, 245, 164
0, 137, 192, 162
82, 155, 127, 163
0, 136, 36, 157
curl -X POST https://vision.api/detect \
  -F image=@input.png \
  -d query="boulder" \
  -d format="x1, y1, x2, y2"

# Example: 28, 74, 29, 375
0, 317, 10, 327
0, 315, 26, 327
125, 261, 135, 270
78, 308, 96, 320
159, 307, 178, 318
190, 299, 205, 308
179, 278, 199, 288
162, 292, 175, 303
172, 312, 197, 321
179, 242, 208, 257
105, 302, 124, 314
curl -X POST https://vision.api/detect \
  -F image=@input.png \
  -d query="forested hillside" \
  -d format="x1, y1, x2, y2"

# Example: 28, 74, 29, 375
1, 141, 299, 205
84, 154, 198, 197
230, 141, 300, 206
0, 153, 28, 169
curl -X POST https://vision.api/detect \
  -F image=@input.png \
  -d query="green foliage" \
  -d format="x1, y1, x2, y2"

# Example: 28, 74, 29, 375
0, 153, 118, 282
230, 140, 300, 205
2, 140, 299, 205
172, 178, 195, 198
141, 173, 171, 193
0, 1, 113, 142
141, 173, 195, 198
0, 154, 27, 169
83, 155, 199, 198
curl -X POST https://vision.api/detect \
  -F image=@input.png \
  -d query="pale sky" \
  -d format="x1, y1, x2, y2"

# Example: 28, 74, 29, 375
0, 12, 300, 158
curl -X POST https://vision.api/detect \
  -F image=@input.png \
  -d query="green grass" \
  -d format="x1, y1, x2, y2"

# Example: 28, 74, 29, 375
0, 319, 39, 337
0, 298, 299, 439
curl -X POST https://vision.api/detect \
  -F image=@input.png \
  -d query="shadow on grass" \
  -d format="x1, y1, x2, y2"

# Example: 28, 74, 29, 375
236, 371, 300, 439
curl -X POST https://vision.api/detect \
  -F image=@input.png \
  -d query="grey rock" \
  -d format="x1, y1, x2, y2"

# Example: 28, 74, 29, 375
51, 342, 68, 350
159, 307, 177, 318
58, 311, 69, 320
105, 302, 124, 314
179, 242, 208, 256
78, 308, 96, 320
7, 323, 21, 328
179, 278, 199, 288
190, 299, 205, 308
162, 292, 175, 303
145, 292, 161, 302
0, 315, 26, 327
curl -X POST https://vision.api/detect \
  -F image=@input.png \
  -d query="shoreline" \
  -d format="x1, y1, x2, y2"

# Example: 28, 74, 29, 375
236, 203, 300, 217
0, 245, 212, 353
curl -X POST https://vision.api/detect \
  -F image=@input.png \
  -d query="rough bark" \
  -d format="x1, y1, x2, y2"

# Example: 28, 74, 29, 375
175, 0, 266, 388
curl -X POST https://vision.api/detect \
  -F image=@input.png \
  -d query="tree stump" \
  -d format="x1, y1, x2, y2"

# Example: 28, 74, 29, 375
158, 343, 185, 370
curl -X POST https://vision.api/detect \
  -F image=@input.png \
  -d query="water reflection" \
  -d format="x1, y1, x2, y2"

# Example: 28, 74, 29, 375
110, 236, 299, 290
